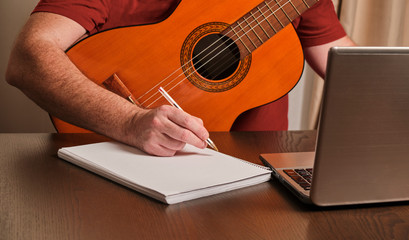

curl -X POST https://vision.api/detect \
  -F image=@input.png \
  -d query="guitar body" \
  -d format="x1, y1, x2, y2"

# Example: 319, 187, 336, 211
52, 0, 304, 132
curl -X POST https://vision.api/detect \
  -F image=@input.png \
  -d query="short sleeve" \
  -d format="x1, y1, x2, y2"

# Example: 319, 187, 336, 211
292, 0, 346, 47
32, 0, 110, 34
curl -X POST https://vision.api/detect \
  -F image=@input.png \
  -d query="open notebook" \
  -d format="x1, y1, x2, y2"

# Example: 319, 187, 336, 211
58, 142, 271, 204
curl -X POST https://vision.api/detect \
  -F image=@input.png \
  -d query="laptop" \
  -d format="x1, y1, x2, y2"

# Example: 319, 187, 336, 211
260, 46, 409, 206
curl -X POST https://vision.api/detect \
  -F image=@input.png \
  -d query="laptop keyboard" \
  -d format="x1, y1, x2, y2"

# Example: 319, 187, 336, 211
283, 168, 313, 191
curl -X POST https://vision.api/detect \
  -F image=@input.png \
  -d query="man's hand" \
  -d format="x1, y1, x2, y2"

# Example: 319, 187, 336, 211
125, 105, 209, 156
5, 12, 209, 157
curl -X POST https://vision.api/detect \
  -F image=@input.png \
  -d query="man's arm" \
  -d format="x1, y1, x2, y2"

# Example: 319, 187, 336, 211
6, 12, 208, 156
303, 36, 356, 78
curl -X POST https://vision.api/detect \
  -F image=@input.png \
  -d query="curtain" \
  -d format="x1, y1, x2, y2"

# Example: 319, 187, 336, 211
341, 0, 409, 46
303, 0, 409, 130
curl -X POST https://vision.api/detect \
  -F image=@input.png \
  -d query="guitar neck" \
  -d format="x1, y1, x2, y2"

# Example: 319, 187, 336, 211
222, 0, 319, 58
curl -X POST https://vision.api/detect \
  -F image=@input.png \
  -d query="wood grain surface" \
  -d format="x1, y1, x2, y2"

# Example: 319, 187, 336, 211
1, 132, 409, 240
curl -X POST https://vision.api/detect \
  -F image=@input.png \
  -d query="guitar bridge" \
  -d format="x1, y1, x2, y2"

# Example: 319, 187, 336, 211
102, 73, 141, 106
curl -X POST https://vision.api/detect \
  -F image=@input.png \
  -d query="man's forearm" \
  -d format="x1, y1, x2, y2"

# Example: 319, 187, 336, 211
6, 12, 209, 156
6, 35, 140, 142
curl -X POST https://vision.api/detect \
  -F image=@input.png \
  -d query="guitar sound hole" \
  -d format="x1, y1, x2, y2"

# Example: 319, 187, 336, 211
192, 34, 240, 81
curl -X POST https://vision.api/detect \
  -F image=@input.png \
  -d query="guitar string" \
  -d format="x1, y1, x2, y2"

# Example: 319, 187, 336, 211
169, 0, 304, 89
136, 0, 288, 106
186, 0, 308, 83
136, 0, 289, 105
185, 37, 242, 81
141, 0, 292, 107
145, 0, 299, 108
146, 0, 300, 108
142, 0, 296, 108
199, 0, 314, 79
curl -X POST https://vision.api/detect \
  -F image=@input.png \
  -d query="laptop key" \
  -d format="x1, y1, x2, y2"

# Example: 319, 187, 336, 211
284, 169, 313, 190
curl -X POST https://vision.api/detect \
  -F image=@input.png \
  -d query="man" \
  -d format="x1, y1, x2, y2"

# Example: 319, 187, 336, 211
6, 0, 354, 156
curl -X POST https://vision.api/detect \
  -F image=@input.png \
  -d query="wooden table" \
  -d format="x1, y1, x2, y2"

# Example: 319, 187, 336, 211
1, 131, 409, 239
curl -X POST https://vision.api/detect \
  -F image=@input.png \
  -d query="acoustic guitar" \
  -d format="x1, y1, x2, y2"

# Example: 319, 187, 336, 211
52, 0, 318, 132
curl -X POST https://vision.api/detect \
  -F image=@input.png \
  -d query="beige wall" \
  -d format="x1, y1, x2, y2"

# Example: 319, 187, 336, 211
340, 0, 409, 46
0, 0, 55, 132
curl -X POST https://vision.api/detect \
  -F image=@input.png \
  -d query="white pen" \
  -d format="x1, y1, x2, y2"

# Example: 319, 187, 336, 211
158, 87, 219, 152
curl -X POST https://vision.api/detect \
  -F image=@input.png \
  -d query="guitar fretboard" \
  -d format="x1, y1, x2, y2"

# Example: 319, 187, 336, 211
223, 0, 318, 58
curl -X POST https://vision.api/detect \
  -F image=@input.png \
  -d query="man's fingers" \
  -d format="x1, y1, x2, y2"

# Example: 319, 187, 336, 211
165, 108, 208, 138
162, 116, 207, 149
129, 106, 208, 156
138, 128, 185, 156
160, 107, 208, 149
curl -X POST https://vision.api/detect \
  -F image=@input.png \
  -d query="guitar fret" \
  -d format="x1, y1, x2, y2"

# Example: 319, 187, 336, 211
257, 6, 277, 34
231, 25, 252, 54
301, 0, 310, 8
221, 0, 319, 58
251, 11, 271, 38
237, 21, 258, 49
266, 2, 285, 28
288, 0, 301, 16
244, 16, 264, 44
274, 0, 293, 22
289, 0, 313, 15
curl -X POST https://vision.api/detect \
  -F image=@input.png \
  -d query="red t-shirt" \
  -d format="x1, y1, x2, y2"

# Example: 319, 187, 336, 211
33, 0, 346, 131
